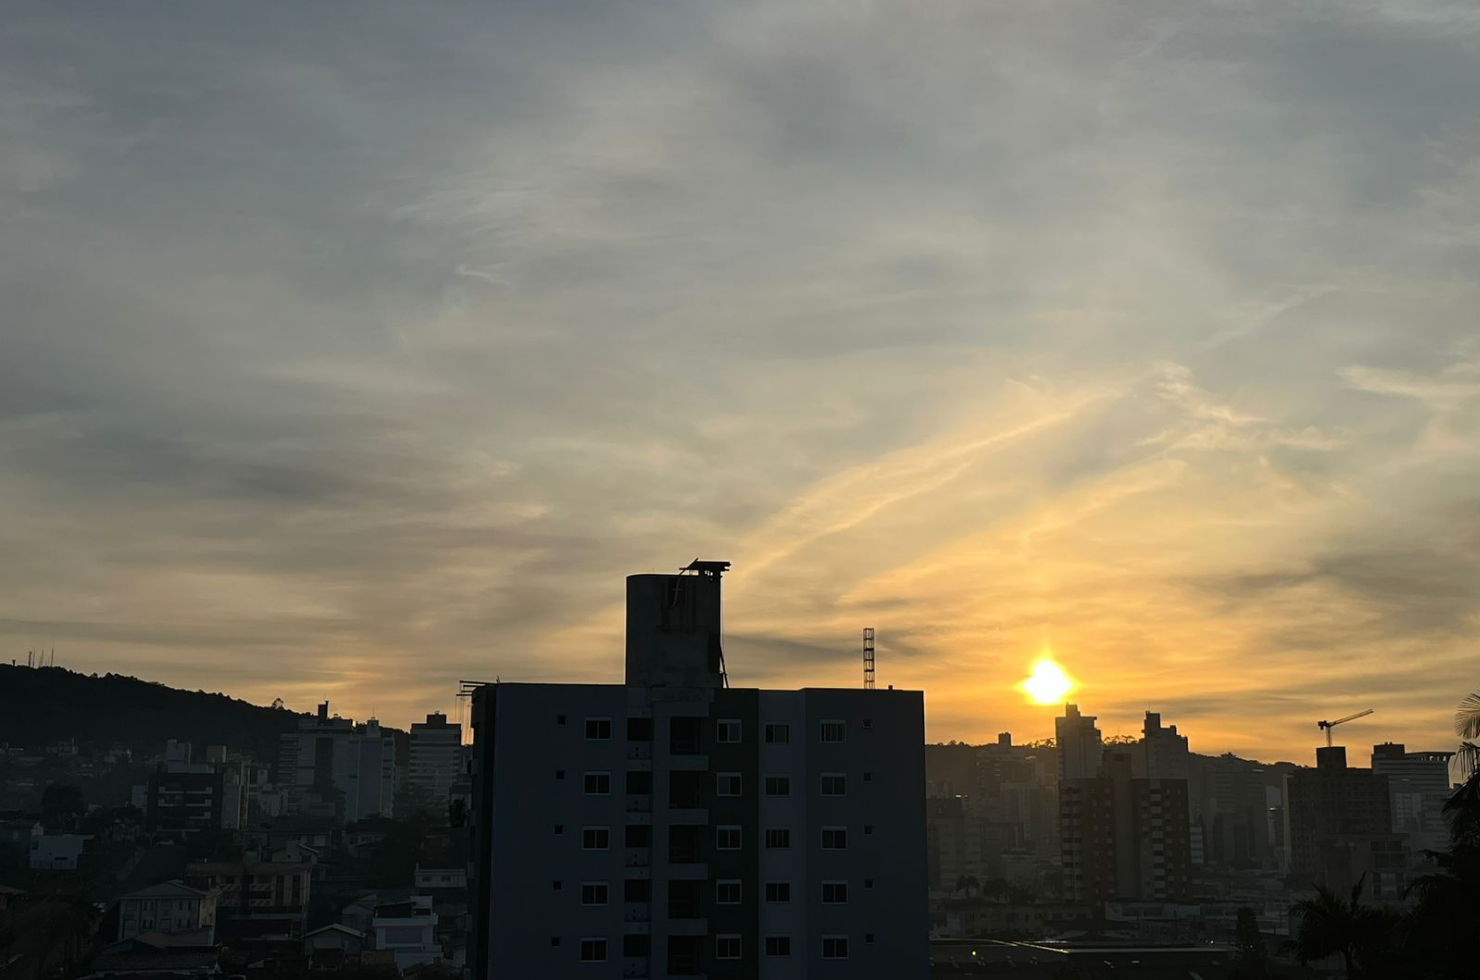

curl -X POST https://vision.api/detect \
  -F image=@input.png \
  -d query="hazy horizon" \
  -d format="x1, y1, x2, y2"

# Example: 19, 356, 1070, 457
3, 0, 1477, 762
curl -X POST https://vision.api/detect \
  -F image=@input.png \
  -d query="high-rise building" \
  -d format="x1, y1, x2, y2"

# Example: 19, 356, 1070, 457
409, 712, 464, 809
468, 561, 929, 979
1060, 748, 1191, 904
1134, 712, 1190, 781
278, 704, 396, 821
1285, 746, 1407, 899
1055, 705, 1102, 783
1370, 743, 1454, 862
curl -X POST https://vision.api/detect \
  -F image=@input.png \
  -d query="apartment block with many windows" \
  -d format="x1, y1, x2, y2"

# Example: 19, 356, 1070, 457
468, 561, 927, 979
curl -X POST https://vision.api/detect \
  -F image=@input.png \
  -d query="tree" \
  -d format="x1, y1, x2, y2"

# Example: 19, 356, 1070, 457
1288, 873, 1397, 979
40, 783, 85, 831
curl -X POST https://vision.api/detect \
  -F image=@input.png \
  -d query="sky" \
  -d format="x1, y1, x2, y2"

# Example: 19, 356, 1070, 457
2, 0, 1477, 764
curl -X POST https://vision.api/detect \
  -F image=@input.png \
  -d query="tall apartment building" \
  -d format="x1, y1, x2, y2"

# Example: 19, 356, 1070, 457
468, 561, 928, 979
1285, 746, 1407, 899
1371, 743, 1454, 861
1134, 712, 1190, 781
187, 856, 313, 943
1060, 748, 1192, 904
1055, 705, 1102, 783
278, 703, 396, 821
409, 712, 464, 808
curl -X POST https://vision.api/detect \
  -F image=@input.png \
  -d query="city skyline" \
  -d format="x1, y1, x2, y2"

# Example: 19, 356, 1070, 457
3, 0, 1478, 763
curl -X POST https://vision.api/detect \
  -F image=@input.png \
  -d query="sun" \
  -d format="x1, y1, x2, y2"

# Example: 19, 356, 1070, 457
1019, 656, 1074, 705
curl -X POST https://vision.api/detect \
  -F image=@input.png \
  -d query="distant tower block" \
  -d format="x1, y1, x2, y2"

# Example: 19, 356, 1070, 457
863, 627, 876, 690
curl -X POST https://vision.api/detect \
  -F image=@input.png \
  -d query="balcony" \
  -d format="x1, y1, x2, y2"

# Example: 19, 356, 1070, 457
623, 905, 650, 924
625, 797, 652, 815
624, 849, 651, 870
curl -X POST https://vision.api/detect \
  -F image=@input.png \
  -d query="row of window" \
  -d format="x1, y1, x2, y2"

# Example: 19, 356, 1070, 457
565, 717, 865, 744
566, 879, 860, 906
565, 770, 872, 797
556, 825, 857, 851
565, 935, 861, 962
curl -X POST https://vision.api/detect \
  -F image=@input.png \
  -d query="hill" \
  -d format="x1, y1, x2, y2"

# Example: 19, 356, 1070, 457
0, 665, 304, 762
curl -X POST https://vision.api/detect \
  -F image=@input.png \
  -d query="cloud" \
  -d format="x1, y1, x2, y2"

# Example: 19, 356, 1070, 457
0, 0, 1476, 759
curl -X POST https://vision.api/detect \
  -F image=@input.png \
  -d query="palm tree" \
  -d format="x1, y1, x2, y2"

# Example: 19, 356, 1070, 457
1449, 690, 1480, 846
1288, 873, 1396, 979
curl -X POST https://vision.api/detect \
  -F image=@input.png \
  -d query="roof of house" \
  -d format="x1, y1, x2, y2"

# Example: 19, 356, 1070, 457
119, 879, 212, 901
305, 923, 364, 939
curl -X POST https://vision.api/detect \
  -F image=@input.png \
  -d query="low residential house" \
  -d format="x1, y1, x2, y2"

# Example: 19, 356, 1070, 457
29, 832, 91, 870
371, 895, 439, 972
303, 923, 365, 970
117, 880, 218, 941
87, 930, 221, 978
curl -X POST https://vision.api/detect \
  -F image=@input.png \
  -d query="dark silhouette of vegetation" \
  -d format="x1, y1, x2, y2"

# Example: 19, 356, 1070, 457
40, 783, 85, 831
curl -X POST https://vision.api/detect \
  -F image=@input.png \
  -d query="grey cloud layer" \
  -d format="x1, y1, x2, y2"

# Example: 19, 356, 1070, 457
1, 0, 1476, 756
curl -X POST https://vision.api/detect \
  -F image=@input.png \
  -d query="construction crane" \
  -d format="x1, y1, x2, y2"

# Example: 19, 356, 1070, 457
1317, 708, 1374, 747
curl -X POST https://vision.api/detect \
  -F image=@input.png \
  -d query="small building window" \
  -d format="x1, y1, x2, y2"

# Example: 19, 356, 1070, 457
552, 880, 562, 891
823, 936, 849, 959
764, 723, 790, 744
581, 882, 609, 906
554, 824, 564, 836
555, 769, 565, 780
584, 772, 611, 795
716, 719, 742, 743
822, 881, 848, 904
551, 936, 561, 947
716, 880, 741, 904
585, 718, 612, 740
716, 772, 742, 797
582, 827, 610, 850
862, 718, 873, 730
864, 824, 874, 835
821, 773, 847, 797
765, 828, 790, 849
764, 775, 790, 796
715, 934, 742, 960
864, 878, 875, 889
579, 938, 607, 962
866, 932, 876, 945
863, 771, 873, 782
822, 826, 847, 850
765, 936, 791, 956
820, 720, 846, 743
716, 825, 742, 850
557, 715, 567, 726
765, 881, 790, 902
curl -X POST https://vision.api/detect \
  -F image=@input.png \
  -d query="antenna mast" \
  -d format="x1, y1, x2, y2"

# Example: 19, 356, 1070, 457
863, 628, 875, 690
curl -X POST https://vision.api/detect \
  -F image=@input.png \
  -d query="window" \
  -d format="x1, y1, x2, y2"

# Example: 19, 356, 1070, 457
716, 772, 742, 797
765, 936, 792, 957
822, 881, 848, 904
555, 769, 566, 780
715, 935, 741, 960
552, 880, 562, 891
623, 879, 651, 903
821, 773, 847, 796
557, 714, 567, 726
765, 828, 790, 849
670, 716, 702, 755
716, 719, 741, 743
864, 878, 874, 890
862, 718, 873, 730
764, 723, 790, 744
584, 772, 611, 795
823, 936, 849, 959
716, 825, 742, 850
580, 938, 608, 962
582, 827, 610, 850
581, 882, 609, 906
624, 824, 652, 848
822, 826, 847, 850
764, 775, 790, 796
626, 770, 653, 795
554, 824, 564, 836
863, 771, 873, 782
669, 825, 701, 863
716, 880, 741, 904
765, 881, 791, 903
551, 937, 561, 947
585, 717, 612, 740
866, 932, 876, 945
864, 824, 874, 836
820, 720, 846, 743
623, 934, 650, 957
670, 770, 703, 808
627, 717, 653, 741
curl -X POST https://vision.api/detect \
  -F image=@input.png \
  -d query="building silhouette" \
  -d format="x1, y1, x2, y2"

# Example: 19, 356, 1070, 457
467, 561, 928, 979
1370, 743, 1453, 866
409, 711, 463, 808
1285, 746, 1407, 899
277, 702, 396, 821
1055, 704, 1102, 783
